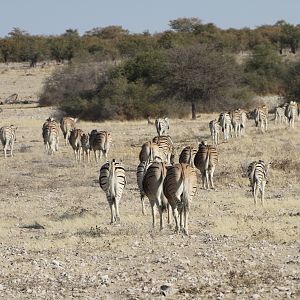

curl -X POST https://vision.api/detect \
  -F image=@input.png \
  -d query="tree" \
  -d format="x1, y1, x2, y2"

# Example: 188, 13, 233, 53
84, 26, 129, 39
162, 45, 241, 118
169, 17, 202, 33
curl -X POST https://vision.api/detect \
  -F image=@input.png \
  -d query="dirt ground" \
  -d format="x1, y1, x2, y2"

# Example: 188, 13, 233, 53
0, 101, 299, 299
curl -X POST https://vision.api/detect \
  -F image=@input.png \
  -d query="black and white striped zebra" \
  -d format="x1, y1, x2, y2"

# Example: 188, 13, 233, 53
285, 101, 298, 128
89, 130, 112, 163
163, 163, 197, 235
248, 105, 268, 132
142, 161, 170, 230
69, 128, 83, 161
139, 141, 164, 164
136, 160, 150, 215
155, 117, 169, 136
99, 159, 126, 224
0, 125, 17, 158
209, 119, 221, 146
152, 135, 175, 165
179, 146, 197, 167
60, 117, 78, 145
194, 141, 218, 190
230, 109, 243, 138
42, 118, 59, 155
275, 105, 287, 125
81, 133, 91, 162
218, 112, 232, 142
247, 160, 269, 206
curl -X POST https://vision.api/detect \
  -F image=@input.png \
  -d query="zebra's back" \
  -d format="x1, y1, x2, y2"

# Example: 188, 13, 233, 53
179, 146, 197, 167
0, 125, 17, 158
152, 135, 175, 165
155, 117, 169, 136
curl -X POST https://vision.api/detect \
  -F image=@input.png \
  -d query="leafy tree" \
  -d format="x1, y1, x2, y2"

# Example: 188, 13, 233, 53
162, 45, 241, 118
283, 61, 300, 100
169, 17, 202, 33
84, 26, 129, 39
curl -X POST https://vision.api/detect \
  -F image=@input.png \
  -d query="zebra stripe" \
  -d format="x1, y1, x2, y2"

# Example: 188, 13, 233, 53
152, 135, 175, 165
42, 118, 59, 155
60, 117, 77, 145
218, 112, 232, 142
163, 163, 197, 235
142, 161, 170, 230
155, 117, 169, 136
230, 109, 243, 138
0, 125, 17, 158
249, 105, 268, 132
179, 146, 197, 167
99, 159, 126, 224
194, 141, 218, 190
247, 160, 269, 206
69, 128, 84, 161
209, 119, 221, 146
136, 161, 150, 215
274, 106, 287, 125
139, 141, 164, 164
285, 101, 298, 128
90, 130, 112, 163
81, 133, 91, 162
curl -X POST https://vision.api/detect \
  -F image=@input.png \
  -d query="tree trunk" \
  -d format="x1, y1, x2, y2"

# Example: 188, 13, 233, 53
191, 102, 196, 120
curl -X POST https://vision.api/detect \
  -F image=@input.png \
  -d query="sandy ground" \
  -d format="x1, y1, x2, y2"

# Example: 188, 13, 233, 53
0, 102, 299, 299
0, 61, 299, 299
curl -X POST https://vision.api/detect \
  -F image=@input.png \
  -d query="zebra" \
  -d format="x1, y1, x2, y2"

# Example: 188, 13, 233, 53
247, 160, 269, 206
155, 117, 169, 136
137, 160, 150, 215
89, 130, 112, 163
163, 163, 197, 235
81, 133, 91, 162
240, 109, 247, 135
285, 101, 298, 128
218, 112, 232, 142
274, 106, 287, 125
139, 141, 164, 164
230, 109, 243, 138
209, 119, 221, 146
248, 105, 268, 132
0, 125, 17, 158
152, 135, 175, 165
69, 128, 83, 161
60, 117, 78, 145
194, 141, 218, 190
179, 146, 197, 167
42, 118, 59, 155
99, 159, 126, 224
142, 161, 170, 230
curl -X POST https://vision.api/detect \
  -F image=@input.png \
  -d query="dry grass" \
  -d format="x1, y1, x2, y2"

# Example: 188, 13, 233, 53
0, 104, 299, 299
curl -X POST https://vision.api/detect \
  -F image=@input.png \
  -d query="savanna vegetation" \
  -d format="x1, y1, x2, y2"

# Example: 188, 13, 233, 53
2, 18, 300, 120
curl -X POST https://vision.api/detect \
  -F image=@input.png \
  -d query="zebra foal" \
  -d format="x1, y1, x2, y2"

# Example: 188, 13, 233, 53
42, 118, 59, 155
60, 117, 78, 145
155, 117, 169, 136
99, 159, 126, 224
90, 130, 112, 163
0, 125, 17, 158
209, 119, 221, 146
163, 163, 197, 235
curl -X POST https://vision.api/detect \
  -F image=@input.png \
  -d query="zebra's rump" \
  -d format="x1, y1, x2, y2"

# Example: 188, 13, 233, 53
69, 129, 83, 150
179, 146, 197, 166
0, 125, 17, 145
142, 161, 167, 197
90, 130, 112, 150
139, 141, 163, 163
194, 143, 218, 171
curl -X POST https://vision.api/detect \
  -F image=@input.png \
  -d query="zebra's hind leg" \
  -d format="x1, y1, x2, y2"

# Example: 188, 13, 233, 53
114, 200, 120, 223
172, 207, 180, 233
3, 142, 8, 158
253, 182, 259, 206
209, 166, 215, 190
183, 206, 189, 236
109, 202, 115, 224
151, 202, 156, 229
141, 196, 146, 216
261, 181, 266, 207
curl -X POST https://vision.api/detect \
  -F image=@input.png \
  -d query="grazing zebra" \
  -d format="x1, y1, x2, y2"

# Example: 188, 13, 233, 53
209, 119, 221, 146
60, 117, 78, 145
247, 160, 269, 206
81, 133, 91, 162
285, 101, 298, 128
274, 106, 287, 125
248, 105, 268, 132
152, 135, 175, 165
163, 163, 197, 235
179, 146, 197, 167
139, 141, 164, 164
69, 128, 83, 161
240, 109, 247, 135
89, 130, 112, 163
142, 161, 170, 230
155, 117, 169, 136
230, 109, 243, 138
42, 118, 59, 155
99, 159, 126, 224
218, 112, 232, 142
0, 125, 17, 158
194, 141, 218, 190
